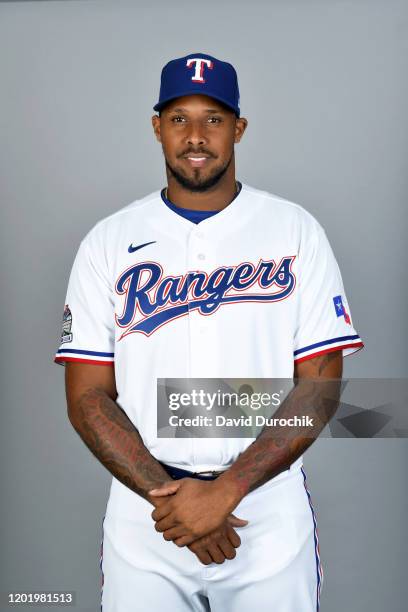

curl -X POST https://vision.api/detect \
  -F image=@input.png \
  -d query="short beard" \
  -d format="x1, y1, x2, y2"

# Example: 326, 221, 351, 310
165, 152, 233, 193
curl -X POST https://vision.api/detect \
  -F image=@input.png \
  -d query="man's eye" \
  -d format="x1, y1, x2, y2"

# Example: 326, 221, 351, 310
208, 117, 221, 123
172, 116, 186, 123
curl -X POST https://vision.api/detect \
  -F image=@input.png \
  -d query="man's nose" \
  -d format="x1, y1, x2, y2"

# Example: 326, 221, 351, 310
185, 121, 207, 146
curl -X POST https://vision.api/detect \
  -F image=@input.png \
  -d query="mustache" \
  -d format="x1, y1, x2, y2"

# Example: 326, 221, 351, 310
178, 148, 216, 158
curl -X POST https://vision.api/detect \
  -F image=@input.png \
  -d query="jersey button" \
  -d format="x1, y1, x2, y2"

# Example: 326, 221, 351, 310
197, 253, 206, 261
196, 231, 205, 239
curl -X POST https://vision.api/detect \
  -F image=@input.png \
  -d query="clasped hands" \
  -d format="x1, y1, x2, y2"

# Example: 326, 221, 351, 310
148, 477, 248, 566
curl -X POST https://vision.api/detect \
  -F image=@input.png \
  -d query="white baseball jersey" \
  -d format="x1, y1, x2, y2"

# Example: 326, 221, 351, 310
55, 183, 363, 475
56, 183, 363, 611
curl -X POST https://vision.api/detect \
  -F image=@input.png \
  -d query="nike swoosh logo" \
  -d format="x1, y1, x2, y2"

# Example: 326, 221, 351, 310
128, 240, 156, 254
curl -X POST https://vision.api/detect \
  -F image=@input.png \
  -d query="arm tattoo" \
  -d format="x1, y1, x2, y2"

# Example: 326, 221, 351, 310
218, 353, 342, 499
70, 387, 170, 502
313, 351, 339, 376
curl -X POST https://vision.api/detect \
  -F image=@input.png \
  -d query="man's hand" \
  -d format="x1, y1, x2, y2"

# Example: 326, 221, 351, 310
187, 521, 242, 565
149, 480, 246, 564
149, 478, 245, 546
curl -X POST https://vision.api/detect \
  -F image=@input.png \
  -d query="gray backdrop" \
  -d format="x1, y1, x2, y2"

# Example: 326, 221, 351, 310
1, 0, 407, 611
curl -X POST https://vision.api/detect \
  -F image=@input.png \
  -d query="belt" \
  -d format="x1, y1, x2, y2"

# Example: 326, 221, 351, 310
159, 462, 225, 481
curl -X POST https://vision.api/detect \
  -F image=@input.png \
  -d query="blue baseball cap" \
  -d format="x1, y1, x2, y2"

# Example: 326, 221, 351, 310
154, 52, 240, 116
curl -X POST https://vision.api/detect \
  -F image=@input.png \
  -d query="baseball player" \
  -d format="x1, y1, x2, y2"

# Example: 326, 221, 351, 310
55, 53, 363, 611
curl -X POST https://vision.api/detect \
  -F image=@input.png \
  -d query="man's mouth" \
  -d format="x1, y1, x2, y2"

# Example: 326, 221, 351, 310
183, 154, 212, 168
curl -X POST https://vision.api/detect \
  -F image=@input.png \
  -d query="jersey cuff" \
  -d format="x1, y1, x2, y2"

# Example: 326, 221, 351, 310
294, 335, 364, 364
54, 348, 115, 366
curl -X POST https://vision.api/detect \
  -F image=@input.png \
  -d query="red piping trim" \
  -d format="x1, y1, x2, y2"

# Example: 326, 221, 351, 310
294, 342, 364, 364
54, 356, 114, 366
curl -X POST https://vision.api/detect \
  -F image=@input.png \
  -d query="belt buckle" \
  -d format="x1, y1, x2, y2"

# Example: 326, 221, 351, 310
193, 469, 223, 478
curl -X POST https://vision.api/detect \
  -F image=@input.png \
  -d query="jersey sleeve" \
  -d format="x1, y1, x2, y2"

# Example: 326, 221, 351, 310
293, 219, 364, 364
54, 231, 115, 366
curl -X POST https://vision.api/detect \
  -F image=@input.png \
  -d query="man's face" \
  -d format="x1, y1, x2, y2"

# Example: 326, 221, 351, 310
152, 95, 246, 192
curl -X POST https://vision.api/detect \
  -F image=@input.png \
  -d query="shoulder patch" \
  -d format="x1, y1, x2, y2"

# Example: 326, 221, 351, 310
333, 295, 351, 324
61, 304, 73, 343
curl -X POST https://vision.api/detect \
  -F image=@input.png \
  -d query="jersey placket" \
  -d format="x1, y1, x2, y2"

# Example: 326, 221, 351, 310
185, 224, 218, 466
186, 225, 219, 377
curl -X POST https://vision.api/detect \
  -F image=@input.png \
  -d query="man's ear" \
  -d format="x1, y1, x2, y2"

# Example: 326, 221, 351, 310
234, 117, 248, 144
151, 115, 162, 142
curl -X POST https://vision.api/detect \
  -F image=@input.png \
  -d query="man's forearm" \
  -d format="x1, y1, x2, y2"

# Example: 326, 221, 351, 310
69, 386, 245, 564
217, 374, 341, 503
68, 387, 170, 502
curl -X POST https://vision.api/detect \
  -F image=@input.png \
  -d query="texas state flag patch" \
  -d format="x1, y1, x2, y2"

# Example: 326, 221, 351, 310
333, 295, 351, 324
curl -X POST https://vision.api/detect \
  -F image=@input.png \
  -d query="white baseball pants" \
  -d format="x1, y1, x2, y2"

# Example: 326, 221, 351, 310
100, 466, 323, 611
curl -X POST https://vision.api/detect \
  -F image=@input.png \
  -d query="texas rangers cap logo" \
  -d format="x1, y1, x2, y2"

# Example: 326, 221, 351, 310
186, 57, 214, 83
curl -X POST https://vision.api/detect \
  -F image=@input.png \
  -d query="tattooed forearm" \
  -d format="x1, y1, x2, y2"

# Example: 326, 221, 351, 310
69, 387, 170, 502
217, 352, 342, 501
306, 350, 341, 377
